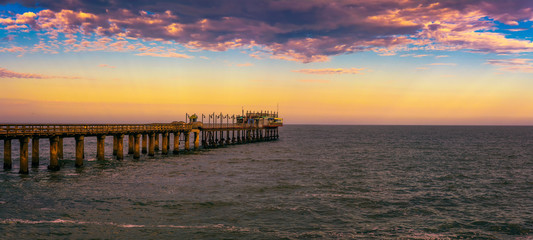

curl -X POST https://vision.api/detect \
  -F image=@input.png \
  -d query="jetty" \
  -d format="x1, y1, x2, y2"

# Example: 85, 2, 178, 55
0, 111, 282, 174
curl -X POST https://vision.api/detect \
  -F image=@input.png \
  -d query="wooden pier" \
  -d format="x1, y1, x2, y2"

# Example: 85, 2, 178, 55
0, 111, 281, 174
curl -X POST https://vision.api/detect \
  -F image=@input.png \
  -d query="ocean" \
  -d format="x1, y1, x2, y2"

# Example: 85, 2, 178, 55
0, 125, 532, 239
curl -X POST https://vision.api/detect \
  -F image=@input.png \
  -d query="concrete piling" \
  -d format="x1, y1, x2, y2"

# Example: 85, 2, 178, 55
134, 134, 141, 159
19, 137, 29, 174
97, 135, 105, 161
219, 130, 224, 147
184, 132, 190, 151
142, 134, 148, 154
58, 137, 64, 160
32, 137, 39, 168
162, 132, 169, 155
116, 134, 124, 160
194, 131, 200, 150
167, 134, 170, 151
128, 135, 134, 154
154, 134, 159, 151
75, 136, 84, 167
113, 135, 118, 156
173, 132, 180, 154
49, 136, 60, 171
148, 133, 155, 156
3, 139, 11, 169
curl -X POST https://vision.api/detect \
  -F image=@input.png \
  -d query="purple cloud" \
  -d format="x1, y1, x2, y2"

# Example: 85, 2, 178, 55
1, 0, 533, 62
0, 67, 83, 79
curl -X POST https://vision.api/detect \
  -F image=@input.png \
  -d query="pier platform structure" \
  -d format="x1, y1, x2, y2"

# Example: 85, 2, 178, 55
0, 111, 281, 174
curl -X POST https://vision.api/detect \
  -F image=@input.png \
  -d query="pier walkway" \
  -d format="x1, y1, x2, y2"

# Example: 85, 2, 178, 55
0, 111, 281, 174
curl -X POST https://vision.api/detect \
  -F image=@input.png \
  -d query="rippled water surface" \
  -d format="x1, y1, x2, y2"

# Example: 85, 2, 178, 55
1, 125, 533, 239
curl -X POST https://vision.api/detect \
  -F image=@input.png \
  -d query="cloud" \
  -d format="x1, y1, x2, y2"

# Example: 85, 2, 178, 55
0, 67, 83, 79
134, 52, 193, 58
1, 1, 533, 62
486, 58, 533, 73
427, 63, 457, 66
400, 54, 429, 58
98, 64, 116, 68
235, 62, 253, 67
294, 68, 365, 75
298, 79, 330, 83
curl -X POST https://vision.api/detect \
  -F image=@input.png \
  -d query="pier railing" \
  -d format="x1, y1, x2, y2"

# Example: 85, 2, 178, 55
199, 123, 281, 129
0, 122, 282, 138
0, 124, 193, 138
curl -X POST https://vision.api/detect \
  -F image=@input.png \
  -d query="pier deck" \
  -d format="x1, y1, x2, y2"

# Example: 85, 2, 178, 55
0, 111, 281, 174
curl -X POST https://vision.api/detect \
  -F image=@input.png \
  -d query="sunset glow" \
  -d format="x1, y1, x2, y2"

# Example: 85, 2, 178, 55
1, 1, 533, 125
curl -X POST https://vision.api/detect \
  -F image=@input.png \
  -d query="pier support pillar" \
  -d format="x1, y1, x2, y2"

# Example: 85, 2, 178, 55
31, 137, 39, 168
97, 135, 105, 161
19, 137, 29, 174
167, 134, 171, 151
116, 134, 124, 160
148, 133, 155, 156
184, 132, 190, 151
219, 131, 224, 147
58, 137, 64, 160
3, 139, 11, 169
162, 132, 169, 155
75, 136, 84, 167
49, 136, 60, 171
194, 131, 200, 150
201, 131, 207, 148
154, 134, 160, 151
113, 135, 118, 155
134, 134, 141, 159
128, 135, 134, 154
173, 132, 180, 154
226, 130, 231, 145
142, 134, 148, 154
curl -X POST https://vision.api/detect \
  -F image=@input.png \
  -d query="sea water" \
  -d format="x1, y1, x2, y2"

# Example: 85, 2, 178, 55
0, 125, 532, 239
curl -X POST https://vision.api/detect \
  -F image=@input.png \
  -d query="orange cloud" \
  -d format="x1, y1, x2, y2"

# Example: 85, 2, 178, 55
98, 64, 116, 68
297, 79, 330, 83
293, 68, 365, 75
236, 62, 253, 67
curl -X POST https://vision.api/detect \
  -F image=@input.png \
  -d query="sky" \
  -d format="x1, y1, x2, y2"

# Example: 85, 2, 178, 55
1, 0, 533, 125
